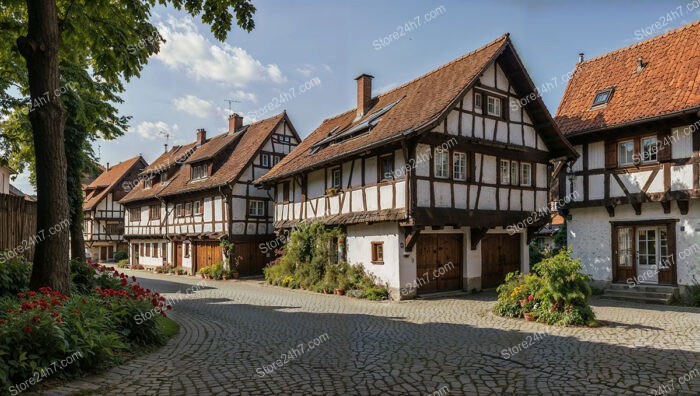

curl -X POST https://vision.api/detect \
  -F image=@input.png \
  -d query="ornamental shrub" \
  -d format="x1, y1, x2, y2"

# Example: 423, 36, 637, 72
0, 255, 31, 297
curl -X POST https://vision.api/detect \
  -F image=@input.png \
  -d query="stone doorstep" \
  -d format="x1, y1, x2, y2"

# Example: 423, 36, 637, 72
602, 283, 678, 305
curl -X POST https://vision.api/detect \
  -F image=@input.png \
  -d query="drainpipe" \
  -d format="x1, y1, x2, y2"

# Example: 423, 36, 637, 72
156, 194, 169, 265
218, 184, 234, 270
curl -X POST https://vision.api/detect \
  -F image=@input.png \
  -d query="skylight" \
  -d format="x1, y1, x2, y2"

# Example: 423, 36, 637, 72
592, 88, 614, 107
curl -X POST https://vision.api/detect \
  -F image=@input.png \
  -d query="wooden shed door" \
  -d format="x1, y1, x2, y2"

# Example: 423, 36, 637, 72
415, 234, 462, 294
174, 242, 182, 268
481, 234, 521, 289
235, 242, 268, 277
194, 242, 222, 273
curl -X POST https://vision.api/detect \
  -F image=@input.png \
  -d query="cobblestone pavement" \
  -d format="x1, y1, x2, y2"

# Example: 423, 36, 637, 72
38, 271, 700, 396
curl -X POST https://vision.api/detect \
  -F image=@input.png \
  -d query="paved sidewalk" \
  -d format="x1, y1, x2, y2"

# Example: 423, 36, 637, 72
38, 270, 700, 395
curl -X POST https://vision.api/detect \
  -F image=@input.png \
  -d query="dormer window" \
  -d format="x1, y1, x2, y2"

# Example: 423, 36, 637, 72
160, 172, 168, 185
192, 163, 208, 180
592, 88, 614, 107
144, 177, 153, 189
487, 96, 502, 117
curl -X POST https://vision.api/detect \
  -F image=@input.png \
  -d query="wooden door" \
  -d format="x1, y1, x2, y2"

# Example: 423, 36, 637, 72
415, 234, 463, 294
174, 242, 182, 268
194, 242, 223, 273
100, 246, 107, 261
235, 242, 268, 276
107, 245, 114, 260
481, 234, 521, 289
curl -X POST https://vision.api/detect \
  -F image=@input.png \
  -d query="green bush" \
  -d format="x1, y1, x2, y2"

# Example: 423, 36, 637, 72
0, 255, 31, 297
114, 251, 128, 262
117, 259, 130, 268
263, 221, 389, 300
494, 249, 597, 326
686, 284, 700, 307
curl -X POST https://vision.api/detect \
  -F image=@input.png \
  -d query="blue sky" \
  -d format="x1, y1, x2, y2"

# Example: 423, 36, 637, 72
12, 1, 700, 194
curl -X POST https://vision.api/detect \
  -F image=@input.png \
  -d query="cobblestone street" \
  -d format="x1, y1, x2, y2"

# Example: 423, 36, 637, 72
39, 271, 700, 395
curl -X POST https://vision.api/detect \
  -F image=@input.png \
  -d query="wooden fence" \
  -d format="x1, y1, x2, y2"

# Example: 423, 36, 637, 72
0, 194, 37, 261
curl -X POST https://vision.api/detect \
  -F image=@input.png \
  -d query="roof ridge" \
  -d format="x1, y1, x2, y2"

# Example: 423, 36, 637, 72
318, 34, 510, 125
579, 20, 700, 65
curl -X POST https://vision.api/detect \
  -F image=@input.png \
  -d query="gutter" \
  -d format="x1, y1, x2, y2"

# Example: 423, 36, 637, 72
565, 106, 700, 138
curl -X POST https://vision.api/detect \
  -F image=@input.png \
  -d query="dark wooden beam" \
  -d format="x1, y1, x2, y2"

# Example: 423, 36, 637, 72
470, 227, 489, 250
605, 204, 615, 217
631, 202, 642, 216
661, 200, 671, 214
678, 200, 689, 215
403, 227, 421, 252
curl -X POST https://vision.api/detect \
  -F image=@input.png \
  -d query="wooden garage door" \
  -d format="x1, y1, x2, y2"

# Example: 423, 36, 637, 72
416, 234, 462, 294
481, 234, 521, 289
235, 242, 268, 277
194, 242, 222, 273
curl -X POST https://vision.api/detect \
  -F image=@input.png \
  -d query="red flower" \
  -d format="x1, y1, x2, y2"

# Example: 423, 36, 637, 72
22, 326, 32, 333
17, 292, 25, 298
55, 316, 63, 324
73, 309, 81, 315
528, 295, 534, 301
166, 305, 172, 310
0, 319, 6, 325
81, 299, 87, 305
132, 276, 136, 282
120, 278, 128, 286
5, 308, 14, 313
32, 315, 42, 323
27, 291, 36, 297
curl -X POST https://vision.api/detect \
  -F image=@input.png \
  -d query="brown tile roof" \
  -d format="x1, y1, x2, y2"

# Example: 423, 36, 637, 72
83, 156, 147, 210
555, 21, 700, 136
120, 113, 289, 203
274, 209, 406, 228
258, 34, 575, 184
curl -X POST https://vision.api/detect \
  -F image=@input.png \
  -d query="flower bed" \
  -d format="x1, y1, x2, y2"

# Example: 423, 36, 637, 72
494, 249, 598, 327
0, 256, 177, 391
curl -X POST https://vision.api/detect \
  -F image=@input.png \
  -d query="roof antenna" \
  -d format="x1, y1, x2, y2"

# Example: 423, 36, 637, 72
158, 130, 171, 146
224, 99, 241, 115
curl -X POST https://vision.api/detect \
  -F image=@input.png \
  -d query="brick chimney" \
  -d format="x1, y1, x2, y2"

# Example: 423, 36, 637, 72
196, 128, 206, 145
106, 162, 110, 171
164, 144, 168, 153
355, 74, 374, 118
229, 113, 243, 133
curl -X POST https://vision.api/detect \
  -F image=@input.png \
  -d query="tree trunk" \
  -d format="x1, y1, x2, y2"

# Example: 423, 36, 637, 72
17, 0, 71, 293
66, 127, 86, 263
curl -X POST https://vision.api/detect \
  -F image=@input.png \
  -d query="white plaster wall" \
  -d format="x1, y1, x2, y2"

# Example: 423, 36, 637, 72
572, 145, 583, 172
589, 174, 605, 200
672, 126, 693, 159
568, 203, 700, 286
481, 155, 497, 184
588, 141, 605, 169
671, 165, 693, 191
346, 222, 402, 291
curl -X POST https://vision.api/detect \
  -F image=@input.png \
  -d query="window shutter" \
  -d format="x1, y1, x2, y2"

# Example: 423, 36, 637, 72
605, 140, 617, 169
657, 129, 672, 162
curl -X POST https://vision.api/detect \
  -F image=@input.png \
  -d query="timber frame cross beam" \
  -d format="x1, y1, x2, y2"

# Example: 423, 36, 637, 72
470, 227, 488, 250
403, 227, 422, 252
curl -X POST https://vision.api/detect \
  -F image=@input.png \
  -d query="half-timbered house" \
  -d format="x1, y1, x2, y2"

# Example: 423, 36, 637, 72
555, 21, 700, 302
83, 156, 147, 261
256, 34, 577, 298
121, 112, 300, 275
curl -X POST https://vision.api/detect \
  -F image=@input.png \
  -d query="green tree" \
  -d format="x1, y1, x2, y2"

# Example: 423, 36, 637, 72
0, 0, 256, 293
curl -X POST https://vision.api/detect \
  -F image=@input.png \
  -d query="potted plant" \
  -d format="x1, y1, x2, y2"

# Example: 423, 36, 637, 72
520, 294, 536, 321
335, 277, 348, 296
325, 187, 339, 196
199, 266, 210, 279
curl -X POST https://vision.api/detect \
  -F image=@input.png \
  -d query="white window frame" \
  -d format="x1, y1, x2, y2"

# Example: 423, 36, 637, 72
510, 161, 519, 186
331, 168, 342, 189
272, 155, 281, 166
192, 164, 208, 180
175, 204, 183, 218
618, 140, 634, 166
160, 172, 168, 185
475, 92, 482, 109
500, 159, 510, 185
520, 163, 532, 187
261, 153, 270, 168
487, 96, 502, 117
185, 202, 192, 216
248, 200, 265, 217
641, 136, 658, 164
144, 177, 153, 189
193, 200, 202, 216
434, 148, 449, 179
453, 152, 467, 181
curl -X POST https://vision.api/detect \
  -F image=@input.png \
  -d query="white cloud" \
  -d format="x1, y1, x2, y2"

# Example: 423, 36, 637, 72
155, 16, 287, 87
129, 121, 180, 140
230, 90, 258, 104
373, 83, 397, 95
171, 95, 229, 119
295, 64, 316, 77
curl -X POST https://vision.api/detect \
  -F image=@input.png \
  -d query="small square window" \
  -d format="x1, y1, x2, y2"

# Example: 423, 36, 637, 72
192, 164, 208, 180
380, 155, 394, 180
144, 177, 153, 189
281, 135, 291, 143
618, 140, 634, 166
641, 137, 658, 163
487, 96, 502, 117
248, 200, 265, 217
592, 88, 613, 107
371, 242, 384, 263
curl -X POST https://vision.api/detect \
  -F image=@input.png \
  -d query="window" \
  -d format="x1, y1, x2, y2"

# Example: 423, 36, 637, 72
176, 203, 183, 218
500, 160, 510, 185
618, 140, 634, 166
272, 155, 281, 166
453, 152, 467, 181
380, 155, 394, 180
152, 243, 158, 258
261, 153, 270, 168
280, 135, 291, 143
248, 200, 265, 217
144, 177, 153, 189
185, 202, 192, 216
520, 163, 532, 186
282, 181, 290, 202
193, 200, 202, 215
475, 92, 482, 109
129, 208, 140, 222
641, 137, 658, 163
617, 227, 633, 267
160, 172, 168, 185
592, 88, 613, 107
510, 161, 519, 186
434, 148, 449, 178
104, 224, 118, 234
331, 168, 342, 189
371, 242, 384, 263
184, 242, 190, 258
192, 163, 208, 180
145, 243, 151, 257
149, 204, 160, 220
487, 96, 502, 117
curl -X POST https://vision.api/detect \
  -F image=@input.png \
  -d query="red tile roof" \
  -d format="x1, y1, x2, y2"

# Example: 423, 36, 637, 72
555, 21, 700, 136
121, 112, 290, 203
258, 34, 575, 184
83, 156, 147, 210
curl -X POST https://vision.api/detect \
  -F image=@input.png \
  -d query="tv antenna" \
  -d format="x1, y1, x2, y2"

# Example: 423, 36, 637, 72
158, 130, 171, 146
224, 99, 241, 114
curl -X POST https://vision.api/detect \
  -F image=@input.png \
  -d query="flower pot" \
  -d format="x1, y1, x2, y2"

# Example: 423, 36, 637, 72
232, 272, 239, 279
334, 288, 345, 296
523, 312, 535, 322
200, 273, 205, 279
222, 275, 228, 281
